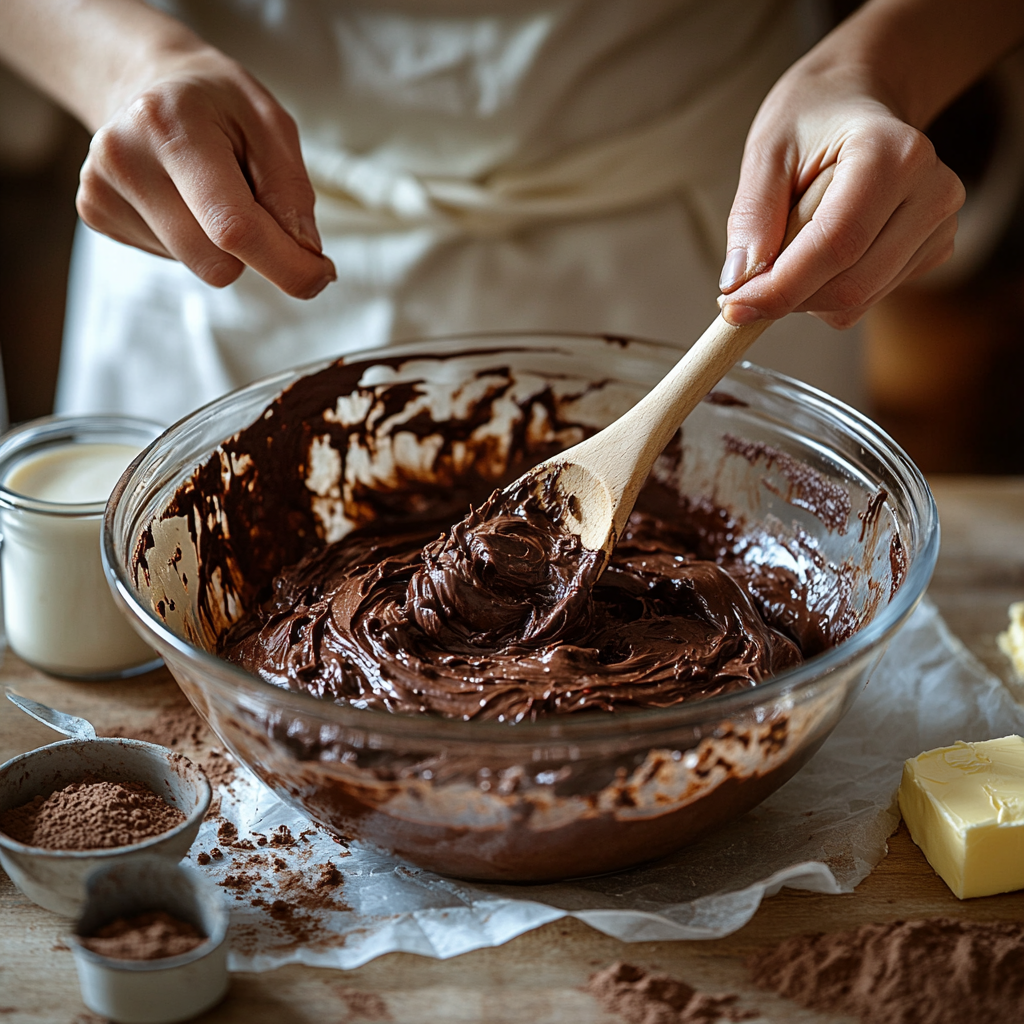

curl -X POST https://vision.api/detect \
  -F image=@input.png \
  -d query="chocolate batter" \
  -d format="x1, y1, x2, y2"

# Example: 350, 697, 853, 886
138, 343, 900, 880
220, 474, 806, 722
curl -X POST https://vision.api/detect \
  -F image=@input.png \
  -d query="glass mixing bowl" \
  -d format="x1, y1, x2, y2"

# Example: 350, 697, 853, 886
103, 334, 938, 882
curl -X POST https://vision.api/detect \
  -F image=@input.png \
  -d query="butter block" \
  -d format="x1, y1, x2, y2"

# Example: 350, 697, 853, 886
998, 602, 1024, 679
898, 736, 1024, 899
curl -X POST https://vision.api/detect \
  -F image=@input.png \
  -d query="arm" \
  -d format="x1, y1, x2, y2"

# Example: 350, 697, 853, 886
719, 0, 1024, 328
0, 0, 335, 299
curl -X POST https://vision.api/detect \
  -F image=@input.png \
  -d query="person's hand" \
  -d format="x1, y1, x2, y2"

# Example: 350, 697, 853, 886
76, 44, 335, 299
718, 59, 965, 329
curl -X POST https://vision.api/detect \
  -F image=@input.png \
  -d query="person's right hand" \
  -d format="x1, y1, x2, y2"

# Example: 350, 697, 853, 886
77, 44, 335, 299
717, 60, 964, 330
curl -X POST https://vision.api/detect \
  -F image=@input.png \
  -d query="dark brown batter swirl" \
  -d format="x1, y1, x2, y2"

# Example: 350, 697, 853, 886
220, 484, 804, 722
408, 484, 601, 649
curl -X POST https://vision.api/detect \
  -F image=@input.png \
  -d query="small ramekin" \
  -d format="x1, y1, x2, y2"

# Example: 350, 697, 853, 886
68, 855, 229, 1024
0, 737, 210, 915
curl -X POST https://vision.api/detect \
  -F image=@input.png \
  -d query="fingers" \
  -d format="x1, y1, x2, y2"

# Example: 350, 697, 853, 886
795, 205, 959, 327
81, 119, 251, 288
155, 113, 335, 297
238, 96, 324, 255
720, 121, 965, 327
719, 137, 797, 295
75, 168, 174, 261
807, 217, 958, 328
76, 63, 335, 299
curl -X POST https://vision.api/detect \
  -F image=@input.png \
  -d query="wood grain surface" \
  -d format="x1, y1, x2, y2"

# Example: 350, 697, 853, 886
2, 476, 1023, 1024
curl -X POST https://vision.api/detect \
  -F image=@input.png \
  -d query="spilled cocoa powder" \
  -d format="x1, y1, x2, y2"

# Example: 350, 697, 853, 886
198, 748, 237, 791
338, 990, 391, 1021
100, 699, 238, 812
747, 917, 1024, 1024
81, 911, 205, 960
0, 776, 185, 850
217, 847, 346, 910
202, 819, 350, 954
101, 700, 207, 749
587, 962, 758, 1023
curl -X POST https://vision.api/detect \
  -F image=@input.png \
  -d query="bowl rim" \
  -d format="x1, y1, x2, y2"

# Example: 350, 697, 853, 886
102, 331, 940, 744
0, 737, 211, 858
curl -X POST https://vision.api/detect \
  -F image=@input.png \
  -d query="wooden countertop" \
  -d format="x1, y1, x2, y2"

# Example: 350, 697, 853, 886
3, 475, 1023, 1024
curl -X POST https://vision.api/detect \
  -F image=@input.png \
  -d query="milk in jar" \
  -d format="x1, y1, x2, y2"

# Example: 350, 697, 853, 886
0, 418, 160, 678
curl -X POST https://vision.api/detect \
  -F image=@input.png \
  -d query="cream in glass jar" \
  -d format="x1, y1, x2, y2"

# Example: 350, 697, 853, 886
0, 416, 161, 678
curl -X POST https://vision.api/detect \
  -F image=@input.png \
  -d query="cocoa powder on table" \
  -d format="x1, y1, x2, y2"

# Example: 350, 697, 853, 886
81, 911, 205, 960
101, 699, 238, 815
0, 776, 185, 850
747, 917, 1024, 1024
101, 700, 207, 749
587, 962, 758, 1023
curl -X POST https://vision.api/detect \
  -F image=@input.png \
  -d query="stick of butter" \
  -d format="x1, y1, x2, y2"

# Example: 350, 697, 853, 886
898, 736, 1024, 899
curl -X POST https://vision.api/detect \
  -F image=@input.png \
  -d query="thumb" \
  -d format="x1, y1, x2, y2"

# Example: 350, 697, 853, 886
251, 157, 324, 257
242, 104, 326, 258
718, 150, 799, 315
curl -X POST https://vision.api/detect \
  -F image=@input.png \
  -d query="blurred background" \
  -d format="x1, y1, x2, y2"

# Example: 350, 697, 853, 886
1, 25, 1023, 475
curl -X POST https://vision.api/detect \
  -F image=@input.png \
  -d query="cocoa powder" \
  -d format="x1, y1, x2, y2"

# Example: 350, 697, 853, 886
747, 917, 1024, 1024
0, 777, 185, 850
101, 699, 238, 816
101, 699, 207, 749
81, 911, 205, 960
339, 991, 391, 1021
198, 748, 237, 790
587, 962, 758, 1023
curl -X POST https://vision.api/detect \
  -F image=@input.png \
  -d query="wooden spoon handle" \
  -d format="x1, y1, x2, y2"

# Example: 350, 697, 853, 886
575, 164, 836, 523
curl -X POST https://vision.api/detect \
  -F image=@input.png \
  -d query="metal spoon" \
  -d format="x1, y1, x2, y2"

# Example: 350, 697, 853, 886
515, 166, 836, 561
4, 688, 98, 740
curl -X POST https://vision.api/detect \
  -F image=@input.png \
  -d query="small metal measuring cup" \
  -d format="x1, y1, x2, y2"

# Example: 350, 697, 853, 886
0, 692, 210, 915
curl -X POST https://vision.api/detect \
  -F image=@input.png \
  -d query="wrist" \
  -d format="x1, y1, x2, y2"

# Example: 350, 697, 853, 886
784, 24, 920, 129
796, 0, 1024, 132
89, 20, 214, 128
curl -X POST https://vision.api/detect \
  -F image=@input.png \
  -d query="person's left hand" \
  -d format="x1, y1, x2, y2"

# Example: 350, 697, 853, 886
76, 42, 336, 299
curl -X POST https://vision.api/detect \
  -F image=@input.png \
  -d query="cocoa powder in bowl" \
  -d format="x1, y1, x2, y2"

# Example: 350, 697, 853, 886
81, 910, 206, 960
0, 775, 186, 850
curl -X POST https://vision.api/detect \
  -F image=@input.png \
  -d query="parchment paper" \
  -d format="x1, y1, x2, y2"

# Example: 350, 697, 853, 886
186, 600, 1024, 971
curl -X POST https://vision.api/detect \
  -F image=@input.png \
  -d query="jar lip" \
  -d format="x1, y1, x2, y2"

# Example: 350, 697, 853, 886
0, 414, 164, 518
102, 332, 940, 745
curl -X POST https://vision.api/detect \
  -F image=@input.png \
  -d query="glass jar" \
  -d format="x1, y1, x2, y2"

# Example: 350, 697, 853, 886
0, 415, 162, 679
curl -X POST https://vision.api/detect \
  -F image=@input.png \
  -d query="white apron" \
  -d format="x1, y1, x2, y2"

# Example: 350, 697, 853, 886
57, 0, 845, 426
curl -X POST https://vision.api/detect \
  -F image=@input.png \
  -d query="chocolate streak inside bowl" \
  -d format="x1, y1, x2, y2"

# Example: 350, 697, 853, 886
132, 344, 904, 880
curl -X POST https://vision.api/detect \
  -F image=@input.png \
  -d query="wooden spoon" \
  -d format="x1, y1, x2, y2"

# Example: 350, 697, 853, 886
514, 165, 836, 560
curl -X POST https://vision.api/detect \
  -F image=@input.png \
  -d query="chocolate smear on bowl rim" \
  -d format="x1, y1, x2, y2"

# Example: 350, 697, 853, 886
723, 433, 852, 534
